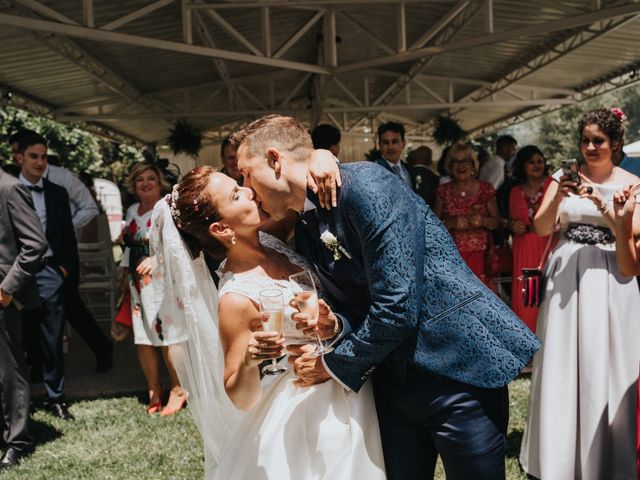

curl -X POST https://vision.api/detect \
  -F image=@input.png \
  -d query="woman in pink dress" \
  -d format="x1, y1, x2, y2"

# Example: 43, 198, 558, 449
508, 145, 553, 331
434, 142, 500, 290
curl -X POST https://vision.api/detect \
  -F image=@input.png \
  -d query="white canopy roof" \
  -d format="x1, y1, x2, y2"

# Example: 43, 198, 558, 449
1, 0, 640, 146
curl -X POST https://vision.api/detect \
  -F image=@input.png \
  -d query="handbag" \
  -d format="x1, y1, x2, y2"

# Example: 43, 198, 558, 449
111, 289, 132, 342
519, 232, 555, 308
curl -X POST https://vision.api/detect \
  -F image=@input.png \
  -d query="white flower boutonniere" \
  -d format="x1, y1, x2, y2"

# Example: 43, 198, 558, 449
415, 174, 423, 190
320, 230, 351, 261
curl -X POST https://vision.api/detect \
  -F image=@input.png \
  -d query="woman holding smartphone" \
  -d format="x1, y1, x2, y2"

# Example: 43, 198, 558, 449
520, 108, 640, 479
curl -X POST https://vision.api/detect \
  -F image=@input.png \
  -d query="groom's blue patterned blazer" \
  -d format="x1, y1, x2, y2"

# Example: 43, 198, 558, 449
295, 162, 540, 392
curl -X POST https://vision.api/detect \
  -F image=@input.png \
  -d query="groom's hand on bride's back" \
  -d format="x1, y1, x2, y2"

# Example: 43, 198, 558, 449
289, 298, 339, 340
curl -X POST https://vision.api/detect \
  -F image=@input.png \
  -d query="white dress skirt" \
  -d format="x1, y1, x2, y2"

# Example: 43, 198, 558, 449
213, 234, 386, 480
520, 185, 640, 480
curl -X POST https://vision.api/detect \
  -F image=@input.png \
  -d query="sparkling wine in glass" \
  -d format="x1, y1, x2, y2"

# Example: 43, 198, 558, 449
289, 270, 333, 357
259, 289, 288, 376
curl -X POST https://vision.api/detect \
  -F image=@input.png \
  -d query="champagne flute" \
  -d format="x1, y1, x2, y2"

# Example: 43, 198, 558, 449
259, 289, 288, 376
289, 270, 334, 358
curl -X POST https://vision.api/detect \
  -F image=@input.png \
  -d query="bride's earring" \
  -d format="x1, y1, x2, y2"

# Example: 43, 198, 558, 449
231, 234, 237, 246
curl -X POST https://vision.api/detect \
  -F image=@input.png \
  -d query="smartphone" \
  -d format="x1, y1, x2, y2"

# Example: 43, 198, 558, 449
561, 159, 581, 189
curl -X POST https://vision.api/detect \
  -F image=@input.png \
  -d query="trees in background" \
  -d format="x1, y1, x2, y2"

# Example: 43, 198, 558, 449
0, 106, 143, 182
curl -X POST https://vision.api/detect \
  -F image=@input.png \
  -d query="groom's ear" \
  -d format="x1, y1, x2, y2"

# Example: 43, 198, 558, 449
266, 147, 282, 177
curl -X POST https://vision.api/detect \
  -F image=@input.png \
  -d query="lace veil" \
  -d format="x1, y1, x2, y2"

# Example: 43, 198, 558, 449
148, 198, 243, 478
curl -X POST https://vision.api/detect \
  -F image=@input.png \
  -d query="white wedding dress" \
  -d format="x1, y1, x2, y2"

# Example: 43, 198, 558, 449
520, 184, 640, 480
213, 233, 386, 480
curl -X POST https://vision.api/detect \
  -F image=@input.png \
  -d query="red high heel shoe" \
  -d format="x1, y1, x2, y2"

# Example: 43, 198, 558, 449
146, 387, 163, 415
160, 390, 188, 417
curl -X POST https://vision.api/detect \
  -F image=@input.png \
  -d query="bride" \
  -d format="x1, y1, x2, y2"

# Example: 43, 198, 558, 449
149, 165, 385, 479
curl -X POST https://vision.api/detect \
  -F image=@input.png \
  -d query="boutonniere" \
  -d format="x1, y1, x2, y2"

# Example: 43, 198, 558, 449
415, 174, 423, 190
320, 230, 352, 261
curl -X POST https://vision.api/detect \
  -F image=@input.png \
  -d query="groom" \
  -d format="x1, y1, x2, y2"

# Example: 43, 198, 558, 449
232, 115, 540, 479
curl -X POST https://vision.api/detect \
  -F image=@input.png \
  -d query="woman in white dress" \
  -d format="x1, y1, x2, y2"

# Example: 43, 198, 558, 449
520, 108, 640, 479
155, 165, 385, 479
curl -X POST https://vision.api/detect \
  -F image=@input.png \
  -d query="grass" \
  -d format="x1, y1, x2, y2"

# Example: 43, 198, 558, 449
3, 378, 531, 479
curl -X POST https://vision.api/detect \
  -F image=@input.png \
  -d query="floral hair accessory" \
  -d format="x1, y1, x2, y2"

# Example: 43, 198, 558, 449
169, 185, 181, 226
611, 107, 628, 122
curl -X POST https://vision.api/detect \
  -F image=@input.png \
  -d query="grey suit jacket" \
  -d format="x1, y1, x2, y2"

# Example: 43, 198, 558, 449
0, 169, 48, 309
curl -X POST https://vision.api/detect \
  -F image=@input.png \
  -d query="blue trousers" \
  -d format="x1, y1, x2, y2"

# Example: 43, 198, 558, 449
373, 366, 508, 480
25, 264, 66, 405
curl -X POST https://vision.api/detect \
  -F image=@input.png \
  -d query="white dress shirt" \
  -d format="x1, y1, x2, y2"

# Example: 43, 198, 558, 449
19, 174, 53, 257
44, 164, 99, 229
478, 155, 505, 189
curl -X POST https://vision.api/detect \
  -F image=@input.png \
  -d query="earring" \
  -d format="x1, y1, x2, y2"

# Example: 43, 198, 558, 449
231, 234, 237, 245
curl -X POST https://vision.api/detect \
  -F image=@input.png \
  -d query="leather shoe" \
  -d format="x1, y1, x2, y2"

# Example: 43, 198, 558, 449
0, 447, 30, 471
46, 402, 75, 420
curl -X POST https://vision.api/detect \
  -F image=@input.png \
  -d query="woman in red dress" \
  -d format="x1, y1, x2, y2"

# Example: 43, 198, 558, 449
434, 142, 500, 290
508, 145, 553, 332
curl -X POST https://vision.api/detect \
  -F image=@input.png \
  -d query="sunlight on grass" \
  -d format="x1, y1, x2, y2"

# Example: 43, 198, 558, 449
3, 377, 531, 479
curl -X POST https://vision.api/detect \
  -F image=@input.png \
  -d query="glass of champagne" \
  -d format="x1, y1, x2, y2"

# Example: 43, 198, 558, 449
259, 289, 288, 376
289, 270, 334, 358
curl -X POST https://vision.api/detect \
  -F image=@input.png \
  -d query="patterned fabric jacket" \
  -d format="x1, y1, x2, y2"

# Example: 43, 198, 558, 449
295, 162, 540, 392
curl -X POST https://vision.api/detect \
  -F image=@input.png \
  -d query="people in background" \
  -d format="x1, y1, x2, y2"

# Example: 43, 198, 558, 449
9, 130, 112, 373
407, 146, 439, 208
479, 134, 518, 190
520, 108, 640, 479
374, 122, 412, 188
120, 162, 187, 416
311, 124, 341, 157
507, 145, 553, 331
0, 158, 47, 471
434, 143, 500, 290
219, 136, 242, 185
16, 133, 76, 420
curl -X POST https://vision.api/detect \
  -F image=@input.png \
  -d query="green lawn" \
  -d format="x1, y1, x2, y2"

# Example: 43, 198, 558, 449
3, 377, 531, 479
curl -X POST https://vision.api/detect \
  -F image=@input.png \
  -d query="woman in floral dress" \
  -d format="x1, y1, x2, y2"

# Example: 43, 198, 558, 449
121, 162, 188, 415
434, 142, 500, 290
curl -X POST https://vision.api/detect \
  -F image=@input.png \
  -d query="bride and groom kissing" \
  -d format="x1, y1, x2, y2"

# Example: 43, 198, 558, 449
152, 114, 540, 479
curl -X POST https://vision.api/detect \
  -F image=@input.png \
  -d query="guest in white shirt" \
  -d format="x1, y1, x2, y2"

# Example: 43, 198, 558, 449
478, 135, 518, 189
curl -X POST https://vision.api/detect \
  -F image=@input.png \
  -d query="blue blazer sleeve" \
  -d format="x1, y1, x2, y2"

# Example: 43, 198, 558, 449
323, 170, 424, 392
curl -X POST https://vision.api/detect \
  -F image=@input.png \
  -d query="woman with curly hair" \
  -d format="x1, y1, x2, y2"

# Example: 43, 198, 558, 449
507, 145, 553, 331
520, 108, 640, 479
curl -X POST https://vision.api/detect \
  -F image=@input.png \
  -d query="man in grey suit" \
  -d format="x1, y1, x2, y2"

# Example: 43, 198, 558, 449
0, 168, 48, 471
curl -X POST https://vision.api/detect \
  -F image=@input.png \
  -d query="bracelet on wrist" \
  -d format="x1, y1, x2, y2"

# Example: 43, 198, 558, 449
597, 202, 609, 215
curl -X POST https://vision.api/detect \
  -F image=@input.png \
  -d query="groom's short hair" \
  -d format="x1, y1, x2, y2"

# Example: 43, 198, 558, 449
230, 115, 313, 163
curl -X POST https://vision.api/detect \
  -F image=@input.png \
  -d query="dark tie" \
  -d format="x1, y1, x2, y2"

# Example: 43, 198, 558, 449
27, 185, 43, 193
391, 164, 402, 177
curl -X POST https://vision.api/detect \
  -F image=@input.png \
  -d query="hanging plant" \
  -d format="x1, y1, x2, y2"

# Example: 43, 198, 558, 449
167, 119, 202, 157
432, 114, 467, 145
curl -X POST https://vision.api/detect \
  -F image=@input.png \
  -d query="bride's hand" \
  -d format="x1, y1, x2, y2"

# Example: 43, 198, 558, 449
245, 331, 286, 368
286, 344, 331, 387
307, 149, 342, 210
289, 298, 339, 340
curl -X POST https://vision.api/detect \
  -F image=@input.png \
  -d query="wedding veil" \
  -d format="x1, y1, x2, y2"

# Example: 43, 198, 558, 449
147, 198, 243, 478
